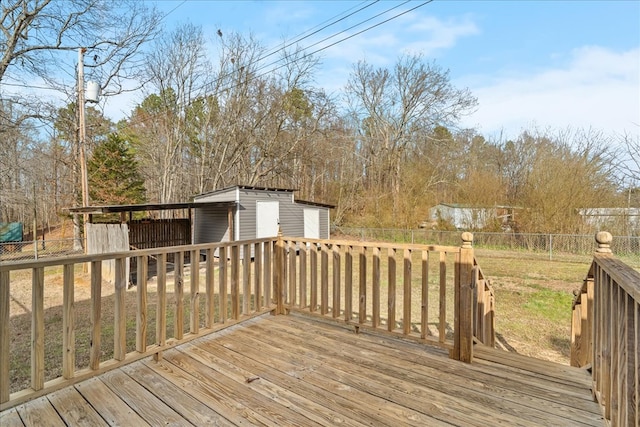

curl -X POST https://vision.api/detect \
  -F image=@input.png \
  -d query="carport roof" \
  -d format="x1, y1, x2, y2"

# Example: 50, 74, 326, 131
66, 201, 236, 214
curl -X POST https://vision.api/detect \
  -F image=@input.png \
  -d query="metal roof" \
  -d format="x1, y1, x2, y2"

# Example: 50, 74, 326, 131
294, 199, 335, 209
66, 201, 236, 214
194, 184, 298, 198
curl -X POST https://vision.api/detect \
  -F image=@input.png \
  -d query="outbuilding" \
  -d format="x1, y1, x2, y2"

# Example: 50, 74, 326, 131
193, 185, 333, 245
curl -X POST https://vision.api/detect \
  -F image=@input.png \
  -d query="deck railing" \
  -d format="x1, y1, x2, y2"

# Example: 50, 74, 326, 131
0, 232, 493, 410
571, 232, 639, 427
274, 231, 494, 362
0, 239, 277, 410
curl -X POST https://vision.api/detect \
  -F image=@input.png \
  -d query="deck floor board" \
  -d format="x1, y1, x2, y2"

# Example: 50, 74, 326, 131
2, 313, 604, 426
250, 315, 602, 426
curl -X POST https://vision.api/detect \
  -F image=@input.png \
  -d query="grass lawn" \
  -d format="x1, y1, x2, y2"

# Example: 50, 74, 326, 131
476, 249, 597, 363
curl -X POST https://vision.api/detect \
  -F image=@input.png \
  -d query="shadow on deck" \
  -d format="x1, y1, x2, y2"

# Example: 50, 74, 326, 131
1, 313, 603, 426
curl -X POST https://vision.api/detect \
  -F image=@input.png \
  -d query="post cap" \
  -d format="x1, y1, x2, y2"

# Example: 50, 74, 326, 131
461, 232, 473, 249
595, 231, 612, 253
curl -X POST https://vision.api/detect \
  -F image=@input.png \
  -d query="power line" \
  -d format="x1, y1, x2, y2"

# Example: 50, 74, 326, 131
120, 1, 433, 132
251, 1, 380, 69
190, 0, 431, 112
249, 1, 412, 82
161, 0, 188, 20
12, 1, 435, 135
198, 0, 380, 95
1, 82, 67, 91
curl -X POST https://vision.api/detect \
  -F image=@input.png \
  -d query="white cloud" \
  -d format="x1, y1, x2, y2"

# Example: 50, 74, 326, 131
402, 14, 480, 56
460, 46, 640, 139
317, 12, 478, 64
315, 12, 480, 94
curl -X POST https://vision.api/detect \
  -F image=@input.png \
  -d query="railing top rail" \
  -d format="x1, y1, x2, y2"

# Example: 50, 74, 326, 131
592, 254, 640, 302
282, 236, 461, 253
0, 237, 277, 272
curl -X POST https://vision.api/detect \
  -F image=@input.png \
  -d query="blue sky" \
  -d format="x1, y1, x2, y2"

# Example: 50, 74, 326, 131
116, 0, 639, 140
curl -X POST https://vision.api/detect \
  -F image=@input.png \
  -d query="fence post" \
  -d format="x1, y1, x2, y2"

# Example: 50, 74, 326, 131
454, 232, 475, 363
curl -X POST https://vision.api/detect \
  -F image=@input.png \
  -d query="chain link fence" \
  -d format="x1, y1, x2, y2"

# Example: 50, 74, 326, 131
333, 226, 640, 265
0, 238, 82, 262
4, 228, 639, 268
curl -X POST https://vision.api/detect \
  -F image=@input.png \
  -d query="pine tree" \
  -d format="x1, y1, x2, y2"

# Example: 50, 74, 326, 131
87, 133, 146, 205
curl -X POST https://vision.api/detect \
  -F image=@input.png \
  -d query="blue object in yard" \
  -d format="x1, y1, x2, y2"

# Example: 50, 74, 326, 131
0, 222, 23, 243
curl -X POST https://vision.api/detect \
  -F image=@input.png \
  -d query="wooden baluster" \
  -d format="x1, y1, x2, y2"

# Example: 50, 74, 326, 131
231, 245, 240, 319
189, 250, 200, 335
372, 247, 381, 329
264, 242, 272, 309
255, 243, 263, 310
0, 271, 10, 403
136, 255, 148, 352
219, 246, 227, 323
89, 261, 102, 370
274, 232, 285, 315
206, 248, 215, 327
114, 257, 126, 361
31, 267, 45, 390
439, 252, 446, 344
62, 264, 75, 379
289, 241, 296, 308
321, 244, 329, 315
299, 243, 307, 309
387, 248, 396, 332
243, 243, 251, 315
174, 252, 184, 340
154, 253, 166, 361
333, 244, 341, 318
310, 244, 318, 312
421, 250, 429, 339
403, 249, 412, 335
359, 247, 367, 325
344, 245, 353, 321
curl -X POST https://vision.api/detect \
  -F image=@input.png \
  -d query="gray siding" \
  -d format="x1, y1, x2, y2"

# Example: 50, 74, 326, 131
295, 202, 330, 239
194, 205, 229, 244
320, 207, 329, 238
280, 197, 304, 237
195, 187, 238, 203
237, 188, 294, 240
194, 186, 331, 245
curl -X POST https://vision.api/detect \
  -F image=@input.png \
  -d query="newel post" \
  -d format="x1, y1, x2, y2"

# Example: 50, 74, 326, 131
274, 228, 286, 315
595, 231, 612, 254
454, 232, 475, 363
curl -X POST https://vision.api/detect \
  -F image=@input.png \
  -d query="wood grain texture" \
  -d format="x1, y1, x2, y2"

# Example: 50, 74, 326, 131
15, 396, 65, 427
31, 267, 44, 390
62, 264, 75, 379
0, 271, 10, 403
1, 313, 602, 426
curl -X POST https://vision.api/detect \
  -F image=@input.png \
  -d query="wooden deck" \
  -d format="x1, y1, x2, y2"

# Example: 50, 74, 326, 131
1, 313, 604, 426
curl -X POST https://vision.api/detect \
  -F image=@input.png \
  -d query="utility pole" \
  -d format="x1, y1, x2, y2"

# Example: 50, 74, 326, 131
78, 47, 89, 252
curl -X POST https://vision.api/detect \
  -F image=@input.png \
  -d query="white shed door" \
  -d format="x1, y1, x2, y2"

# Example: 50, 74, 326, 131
256, 201, 279, 238
303, 209, 320, 239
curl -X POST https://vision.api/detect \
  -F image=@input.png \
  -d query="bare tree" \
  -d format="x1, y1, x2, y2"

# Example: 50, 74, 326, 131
618, 132, 640, 193
1, 0, 161, 94
345, 54, 477, 197
127, 23, 211, 205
